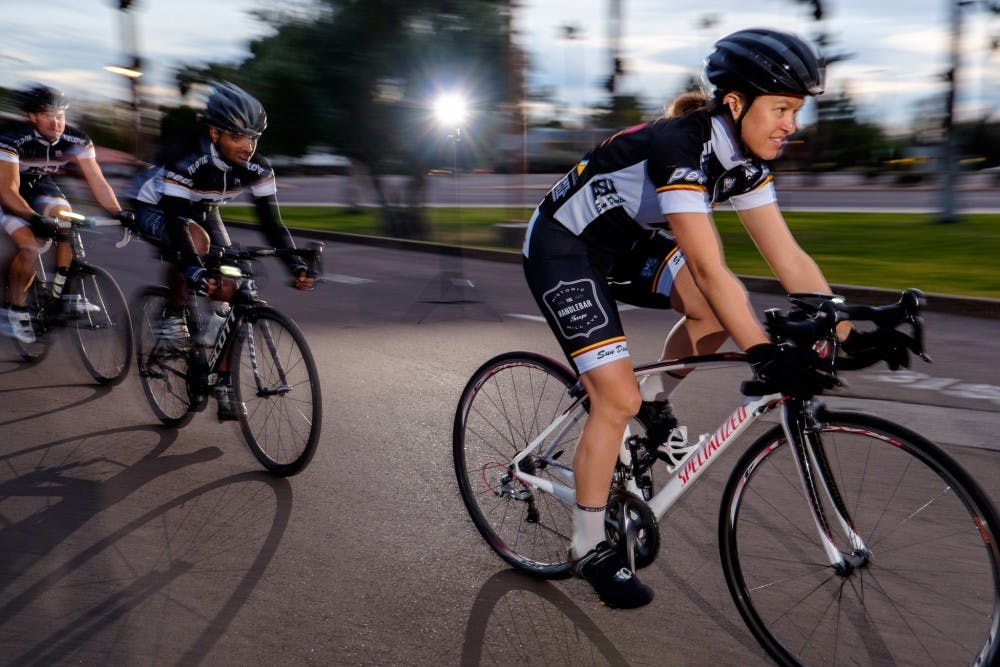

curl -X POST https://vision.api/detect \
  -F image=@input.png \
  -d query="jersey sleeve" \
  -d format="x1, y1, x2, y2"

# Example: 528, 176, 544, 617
646, 117, 711, 216
727, 172, 777, 210
0, 132, 20, 166
63, 127, 97, 161
246, 155, 277, 199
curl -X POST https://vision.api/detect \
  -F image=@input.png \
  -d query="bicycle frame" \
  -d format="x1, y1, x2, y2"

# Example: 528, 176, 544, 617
508, 354, 864, 572
191, 273, 291, 400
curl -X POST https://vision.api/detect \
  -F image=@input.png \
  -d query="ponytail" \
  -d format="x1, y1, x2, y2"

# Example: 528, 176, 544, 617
664, 92, 710, 118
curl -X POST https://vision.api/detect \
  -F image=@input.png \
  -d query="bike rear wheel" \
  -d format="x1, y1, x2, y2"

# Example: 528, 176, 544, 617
719, 409, 1000, 667
453, 352, 582, 579
133, 286, 197, 427
232, 306, 321, 477
70, 264, 132, 385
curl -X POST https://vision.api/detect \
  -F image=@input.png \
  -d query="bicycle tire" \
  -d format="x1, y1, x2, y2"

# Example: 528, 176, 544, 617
232, 306, 321, 477
132, 286, 197, 427
70, 264, 133, 385
453, 352, 582, 579
719, 409, 1000, 667
11, 280, 52, 363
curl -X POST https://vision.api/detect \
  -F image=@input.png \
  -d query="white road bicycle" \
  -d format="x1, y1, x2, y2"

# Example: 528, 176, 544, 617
453, 289, 1000, 667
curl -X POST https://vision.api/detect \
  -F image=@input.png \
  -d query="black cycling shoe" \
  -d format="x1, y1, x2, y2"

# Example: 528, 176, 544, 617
636, 399, 678, 448
572, 541, 654, 609
215, 384, 247, 422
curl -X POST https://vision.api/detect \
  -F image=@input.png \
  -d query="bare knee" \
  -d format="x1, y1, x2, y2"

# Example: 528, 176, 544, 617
188, 222, 211, 256
582, 363, 641, 427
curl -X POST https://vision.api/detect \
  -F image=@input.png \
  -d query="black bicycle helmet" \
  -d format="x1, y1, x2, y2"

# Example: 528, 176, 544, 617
705, 28, 825, 97
18, 84, 70, 112
201, 81, 267, 138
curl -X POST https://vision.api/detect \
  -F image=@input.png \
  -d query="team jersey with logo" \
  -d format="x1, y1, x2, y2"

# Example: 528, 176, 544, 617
536, 110, 776, 252
0, 120, 97, 184
132, 134, 277, 222
131, 133, 300, 274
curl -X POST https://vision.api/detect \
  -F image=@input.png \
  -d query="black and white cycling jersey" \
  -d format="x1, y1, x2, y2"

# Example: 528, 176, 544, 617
130, 133, 300, 276
0, 120, 97, 184
529, 110, 776, 256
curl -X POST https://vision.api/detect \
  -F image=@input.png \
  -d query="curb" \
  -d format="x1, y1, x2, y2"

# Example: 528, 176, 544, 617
232, 222, 1000, 320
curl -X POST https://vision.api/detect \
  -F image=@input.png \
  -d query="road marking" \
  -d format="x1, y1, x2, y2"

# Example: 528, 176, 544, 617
507, 313, 547, 323
862, 369, 1000, 406
323, 273, 373, 285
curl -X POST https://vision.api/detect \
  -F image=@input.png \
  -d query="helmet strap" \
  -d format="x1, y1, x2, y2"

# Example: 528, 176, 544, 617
722, 91, 756, 155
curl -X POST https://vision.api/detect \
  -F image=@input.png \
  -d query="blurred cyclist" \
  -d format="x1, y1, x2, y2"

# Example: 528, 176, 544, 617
0, 84, 134, 343
130, 81, 314, 421
522, 29, 854, 608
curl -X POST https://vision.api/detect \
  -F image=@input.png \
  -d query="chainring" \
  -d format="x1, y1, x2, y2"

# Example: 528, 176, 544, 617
604, 490, 661, 570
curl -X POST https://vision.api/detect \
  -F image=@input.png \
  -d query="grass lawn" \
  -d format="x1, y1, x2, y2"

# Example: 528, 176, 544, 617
222, 205, 1000, 299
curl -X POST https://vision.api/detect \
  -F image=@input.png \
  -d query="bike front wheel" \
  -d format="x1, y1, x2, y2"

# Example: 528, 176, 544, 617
133, 286, 197, 427
453, 352, 583, 579
70, 264, 133, 385
232, 306, 321, 477
719, 409, 1000, 667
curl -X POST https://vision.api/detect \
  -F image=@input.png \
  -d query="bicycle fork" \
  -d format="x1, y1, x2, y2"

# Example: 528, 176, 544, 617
244, 318, 291, 397
781, 400, 870, 575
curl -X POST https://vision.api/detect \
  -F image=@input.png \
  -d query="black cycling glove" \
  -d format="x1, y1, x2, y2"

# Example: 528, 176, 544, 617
29, 213, 60, 239
747, 342, 835, 398
839, 329, 916, 371
114, 209, 137, 232
183, 266, 214, 296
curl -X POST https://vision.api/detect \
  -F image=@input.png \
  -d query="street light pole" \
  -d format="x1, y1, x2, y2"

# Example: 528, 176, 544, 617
107, 0, 143, 160
939, 0, 968, 223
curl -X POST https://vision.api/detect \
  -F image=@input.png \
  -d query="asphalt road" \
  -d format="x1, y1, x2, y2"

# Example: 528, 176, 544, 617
0, 227, 997, 665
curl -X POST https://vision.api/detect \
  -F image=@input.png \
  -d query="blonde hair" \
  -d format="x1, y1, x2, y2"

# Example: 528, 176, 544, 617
665, 92, 710, 118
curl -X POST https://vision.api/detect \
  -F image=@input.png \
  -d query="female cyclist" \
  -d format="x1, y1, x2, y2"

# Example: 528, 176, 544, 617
522, 28, 849, 608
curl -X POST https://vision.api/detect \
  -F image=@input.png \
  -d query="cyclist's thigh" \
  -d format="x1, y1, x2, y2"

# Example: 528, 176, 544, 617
134, 204, 210, 257
523, 212, 629, 375
2, 215, 35, 246
25, 177, 70, 217
133, 202, 168, 248
607, 230, 686, 309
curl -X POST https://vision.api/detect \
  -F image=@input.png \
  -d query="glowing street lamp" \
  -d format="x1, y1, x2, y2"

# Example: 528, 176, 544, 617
103, 64, 143, 79
433, 92, 468, 131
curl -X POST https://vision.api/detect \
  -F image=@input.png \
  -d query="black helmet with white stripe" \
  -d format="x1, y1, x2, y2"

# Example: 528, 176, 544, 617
19, 84, 69, 112
705, 28, 825, 97
201, 81, 267, 138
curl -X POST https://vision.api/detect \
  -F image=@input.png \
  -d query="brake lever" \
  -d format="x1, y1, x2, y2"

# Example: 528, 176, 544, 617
115, 227, 132, 249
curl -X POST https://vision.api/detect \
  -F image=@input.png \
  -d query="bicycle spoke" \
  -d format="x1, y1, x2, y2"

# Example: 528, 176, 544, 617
721, 412, 1000, 666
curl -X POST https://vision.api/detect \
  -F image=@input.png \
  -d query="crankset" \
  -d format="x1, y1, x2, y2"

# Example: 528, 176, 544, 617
604, 490, 660, 572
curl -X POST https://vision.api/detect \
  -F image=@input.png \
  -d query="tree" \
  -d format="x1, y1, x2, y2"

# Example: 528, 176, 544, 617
175, 0, 516, 237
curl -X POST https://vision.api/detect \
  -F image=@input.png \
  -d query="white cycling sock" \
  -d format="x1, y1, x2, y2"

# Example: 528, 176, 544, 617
571, 503, 607, 559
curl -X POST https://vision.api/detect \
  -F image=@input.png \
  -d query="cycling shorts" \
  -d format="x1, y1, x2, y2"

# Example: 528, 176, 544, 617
522, 210, 687, 374
133, 201, 168, 245
1, 176, 69, 235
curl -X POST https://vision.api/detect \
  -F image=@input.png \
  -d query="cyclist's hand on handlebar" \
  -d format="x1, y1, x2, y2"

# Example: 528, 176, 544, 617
185, 267, 218, 297
292, 269, 316, 291
839, 328, 919, 371
29, 213, 61, 239
747, 342, 837, 397
114, 209, 137, 232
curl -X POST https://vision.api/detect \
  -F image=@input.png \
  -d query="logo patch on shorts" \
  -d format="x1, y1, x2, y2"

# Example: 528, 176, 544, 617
543, 279, 609, 339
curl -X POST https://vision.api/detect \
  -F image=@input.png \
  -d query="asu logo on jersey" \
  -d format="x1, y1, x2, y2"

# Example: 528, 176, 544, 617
590, 177, 625, 214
